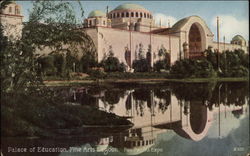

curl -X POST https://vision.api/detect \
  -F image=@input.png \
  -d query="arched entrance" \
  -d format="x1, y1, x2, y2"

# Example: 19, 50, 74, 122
188, 23, 203, 59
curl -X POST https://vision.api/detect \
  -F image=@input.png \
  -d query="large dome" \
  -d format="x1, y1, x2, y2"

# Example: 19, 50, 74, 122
108, 3, 152, 19
231, 35, 246, 46
114, 3, 148, 11
88, 10, 106, 18
231, 35, 245, 42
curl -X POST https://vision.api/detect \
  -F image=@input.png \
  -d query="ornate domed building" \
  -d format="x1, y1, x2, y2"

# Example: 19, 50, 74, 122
83, 3, 248, 70
1, 2, 247, 70
84, 10, 111, 27
231, 35, 247, 46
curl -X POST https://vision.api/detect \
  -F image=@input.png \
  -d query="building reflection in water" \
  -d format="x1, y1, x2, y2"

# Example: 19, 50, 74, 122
65, 82, 249, 155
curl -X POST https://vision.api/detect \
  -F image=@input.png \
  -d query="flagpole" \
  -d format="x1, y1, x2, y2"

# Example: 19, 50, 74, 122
129, 15, 132, 69
217, 16, 220, 71
168, 20, 171, 66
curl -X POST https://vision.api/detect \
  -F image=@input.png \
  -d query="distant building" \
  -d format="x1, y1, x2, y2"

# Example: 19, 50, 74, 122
0, 2, 23, 40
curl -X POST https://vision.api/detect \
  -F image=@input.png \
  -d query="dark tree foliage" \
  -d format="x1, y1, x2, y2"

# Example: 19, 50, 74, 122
154, 47, 170, 72
104, 89, 126, 105
80, 52, 98, 73
205, 49, 249, 77
1, 1, 96, 92
170, 59, 215, 78
132, 59, 151, 72
154, 60, 170, 72
101, 56, 126, 72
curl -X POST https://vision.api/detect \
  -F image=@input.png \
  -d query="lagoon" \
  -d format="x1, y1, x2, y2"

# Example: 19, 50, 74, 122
2, 81, 249, 156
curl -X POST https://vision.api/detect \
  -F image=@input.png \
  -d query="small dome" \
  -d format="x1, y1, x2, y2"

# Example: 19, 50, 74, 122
114, 3, 148, 11
231, 35, 245, 42
88, 10, 106, 18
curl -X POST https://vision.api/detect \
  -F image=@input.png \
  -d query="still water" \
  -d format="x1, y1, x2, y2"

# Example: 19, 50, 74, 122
2, 82, 249, 156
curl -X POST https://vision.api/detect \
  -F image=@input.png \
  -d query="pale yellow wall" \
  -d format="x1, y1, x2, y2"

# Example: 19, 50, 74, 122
91, 27, 180, 66
212, 42, 248, 52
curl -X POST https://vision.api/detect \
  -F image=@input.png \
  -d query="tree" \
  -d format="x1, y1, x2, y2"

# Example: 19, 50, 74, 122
170, 59, 215, 78
80, 51, 98, 73
154, 47, 170, 72
132, 59, 151, 72
101, 56, 125, 72
209, 49, 250, 77
1, 1, 96, 92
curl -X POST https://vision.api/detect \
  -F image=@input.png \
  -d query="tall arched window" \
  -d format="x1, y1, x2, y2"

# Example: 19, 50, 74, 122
113, 13, 116, 18
117, 13, 120, 18
121, 12, 124, 17
126, 12, 129, 17
9, 7, 12, 13
144, 13, 146, 18
136, 12, 138, 17
147, 13, 149, 18
131, 12, 134, 17
140, 12, 143, 17
15, 6, 18, 14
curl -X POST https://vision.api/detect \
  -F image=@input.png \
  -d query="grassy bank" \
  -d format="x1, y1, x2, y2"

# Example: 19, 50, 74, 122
43, 75, 249, 86
1, 92, 132, 138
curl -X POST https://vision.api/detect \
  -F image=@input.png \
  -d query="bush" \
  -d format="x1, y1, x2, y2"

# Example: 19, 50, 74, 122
101, 56, 126, 72
52, 53, 65, 76
205, 49, 249, 78
132, 59, 151, 72
154, 60, 170, 72
87, 69, 107, 80
228, 65, 249, 77
80, 52, 98, 73
37, 55, 57, 76
170, 59, 215, 78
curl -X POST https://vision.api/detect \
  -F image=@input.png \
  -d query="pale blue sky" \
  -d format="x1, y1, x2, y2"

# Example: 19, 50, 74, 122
17, 1, 249, 42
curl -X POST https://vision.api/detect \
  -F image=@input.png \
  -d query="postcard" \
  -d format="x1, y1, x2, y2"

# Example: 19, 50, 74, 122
1, 0, 249, 156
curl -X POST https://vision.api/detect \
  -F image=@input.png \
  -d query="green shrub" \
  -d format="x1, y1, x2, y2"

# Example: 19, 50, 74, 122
205, 49, 249, 78
170, 59, 215, 78
101, 56, 126, 72
80, 52, 98, 72
132, 59, 151, 72
154, 60, 170, 72
87, 69, 107, 79
229, 65, 249, 77
52, 53, 65, 76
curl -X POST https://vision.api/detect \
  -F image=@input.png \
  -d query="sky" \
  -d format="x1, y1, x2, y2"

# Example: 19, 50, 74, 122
17, 1, 249, 42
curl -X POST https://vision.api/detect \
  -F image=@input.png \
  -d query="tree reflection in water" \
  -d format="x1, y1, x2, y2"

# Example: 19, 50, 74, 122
60, 82, 248, 155
2, 82, 249, 156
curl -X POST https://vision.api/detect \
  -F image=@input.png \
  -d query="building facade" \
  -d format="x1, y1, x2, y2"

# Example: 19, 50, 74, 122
84, 4, 248, 70
1, 3, 248, 70
0, 2, 23, 40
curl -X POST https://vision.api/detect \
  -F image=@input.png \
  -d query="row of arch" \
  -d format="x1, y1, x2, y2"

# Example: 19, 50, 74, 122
85, 19, 107, 26
7, 6, 20, 15
108, 11, 153, 19
126, 138, 155, 148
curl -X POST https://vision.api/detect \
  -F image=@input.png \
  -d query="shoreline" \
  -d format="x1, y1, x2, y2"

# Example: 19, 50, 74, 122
43, 77, 249, 86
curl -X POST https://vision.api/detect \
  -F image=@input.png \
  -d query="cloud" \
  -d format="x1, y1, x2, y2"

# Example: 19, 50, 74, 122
211, 15, 249, 42
154, 13, 177, 27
